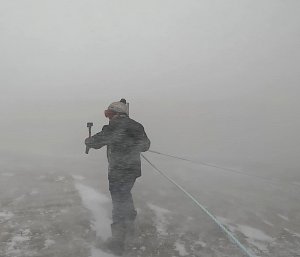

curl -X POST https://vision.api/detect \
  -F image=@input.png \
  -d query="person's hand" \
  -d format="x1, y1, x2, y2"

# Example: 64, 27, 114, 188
85, 137, 94, 146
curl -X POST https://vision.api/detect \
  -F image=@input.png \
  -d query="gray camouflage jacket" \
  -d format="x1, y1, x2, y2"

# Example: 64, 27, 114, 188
85, 115, 150, 181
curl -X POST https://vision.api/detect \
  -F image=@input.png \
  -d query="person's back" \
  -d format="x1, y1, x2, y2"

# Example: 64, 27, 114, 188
105, 114, 150, 181
85, 99, 150, 255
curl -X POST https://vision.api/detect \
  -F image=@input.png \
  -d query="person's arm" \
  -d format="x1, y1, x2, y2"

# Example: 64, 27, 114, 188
137, 126, 151, 152
85, 125, 112, 149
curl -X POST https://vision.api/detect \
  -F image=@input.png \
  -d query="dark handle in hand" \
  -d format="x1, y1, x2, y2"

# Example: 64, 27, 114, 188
85, 125, 93, 154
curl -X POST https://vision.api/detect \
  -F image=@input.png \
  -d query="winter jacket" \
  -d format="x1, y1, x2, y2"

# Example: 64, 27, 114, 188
85, 115, 150, 181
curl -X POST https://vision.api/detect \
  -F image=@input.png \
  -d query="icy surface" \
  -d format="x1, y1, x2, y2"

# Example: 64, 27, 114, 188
90, 246, 116, 257
174, 241, 188, 256
1, 0, 300, 255
236, 224, 273, 252
0, 157, 300, 257
277, 214, 289, 221
0, 211, 14, 223
74, 182, 111, 239
148, 203, 171, 236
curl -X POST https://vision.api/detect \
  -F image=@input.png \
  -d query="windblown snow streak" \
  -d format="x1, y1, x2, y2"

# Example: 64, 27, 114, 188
74, 181, 111, 240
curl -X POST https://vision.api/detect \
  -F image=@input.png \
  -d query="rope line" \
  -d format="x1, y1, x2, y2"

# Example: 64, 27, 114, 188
148, 150, 297, 189
142, 153, 254, 257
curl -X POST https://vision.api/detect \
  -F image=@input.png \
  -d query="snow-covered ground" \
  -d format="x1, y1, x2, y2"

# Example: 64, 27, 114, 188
1, 0, 300, 255
1, 151, 299, 257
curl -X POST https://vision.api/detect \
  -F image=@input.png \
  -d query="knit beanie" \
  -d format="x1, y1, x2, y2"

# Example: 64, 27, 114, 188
107, 99, 129, 115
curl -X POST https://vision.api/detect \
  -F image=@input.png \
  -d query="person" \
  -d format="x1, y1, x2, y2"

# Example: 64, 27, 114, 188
85, 99, 150, 255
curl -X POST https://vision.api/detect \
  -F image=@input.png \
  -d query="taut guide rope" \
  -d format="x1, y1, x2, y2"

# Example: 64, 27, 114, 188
142, 153, 255, 257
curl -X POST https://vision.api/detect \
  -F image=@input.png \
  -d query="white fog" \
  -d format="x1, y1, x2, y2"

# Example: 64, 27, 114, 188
1, 0, 299, 256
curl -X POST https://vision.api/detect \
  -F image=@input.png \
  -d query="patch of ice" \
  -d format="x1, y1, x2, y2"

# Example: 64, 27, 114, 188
0, 211, 14, 223
7, 229, 32, 256
216, 217, 272, 253
277, 214, 289, 221
175, 241, 188, 256
216, 216, 234, 226
284, 228, 300, 238
60, 209, 68, 214
55, 176, 65, 182
90, 246, 116, 257
74, 183, 111, 240
263, 220, 274, 227
14, 195, 26, 202
215, 216, 239, 234
148, 203, 170, 236
30, 189, 39, 195
238, 224, 273, 242
72, 175, 86, 181
44, 239, 55, 248
236, 224, 273, 252
293, 232, 300, 238
195, 240, 207, 248
187, 216, 194, 221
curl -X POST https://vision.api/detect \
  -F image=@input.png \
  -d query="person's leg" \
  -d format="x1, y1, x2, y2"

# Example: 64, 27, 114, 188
109, 179, 137, 243
119, 179, 137, 236
110, 179, 136, 224
107, 222, 125, 255
107, 178, 136, 254
107, 181, 126, 255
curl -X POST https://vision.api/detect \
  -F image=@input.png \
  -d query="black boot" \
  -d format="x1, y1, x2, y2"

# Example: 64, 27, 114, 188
105, 223, 126, 256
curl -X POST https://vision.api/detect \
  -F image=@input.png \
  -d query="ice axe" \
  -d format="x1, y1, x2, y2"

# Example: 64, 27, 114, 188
85, 122, 93, 154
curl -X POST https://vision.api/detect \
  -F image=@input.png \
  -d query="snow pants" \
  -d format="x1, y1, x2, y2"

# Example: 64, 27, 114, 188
109, 178, 137, 226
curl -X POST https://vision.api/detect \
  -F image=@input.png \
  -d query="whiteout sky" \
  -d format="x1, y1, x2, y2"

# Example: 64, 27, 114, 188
1, 0, 299, 179
1, 2, 300, 256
